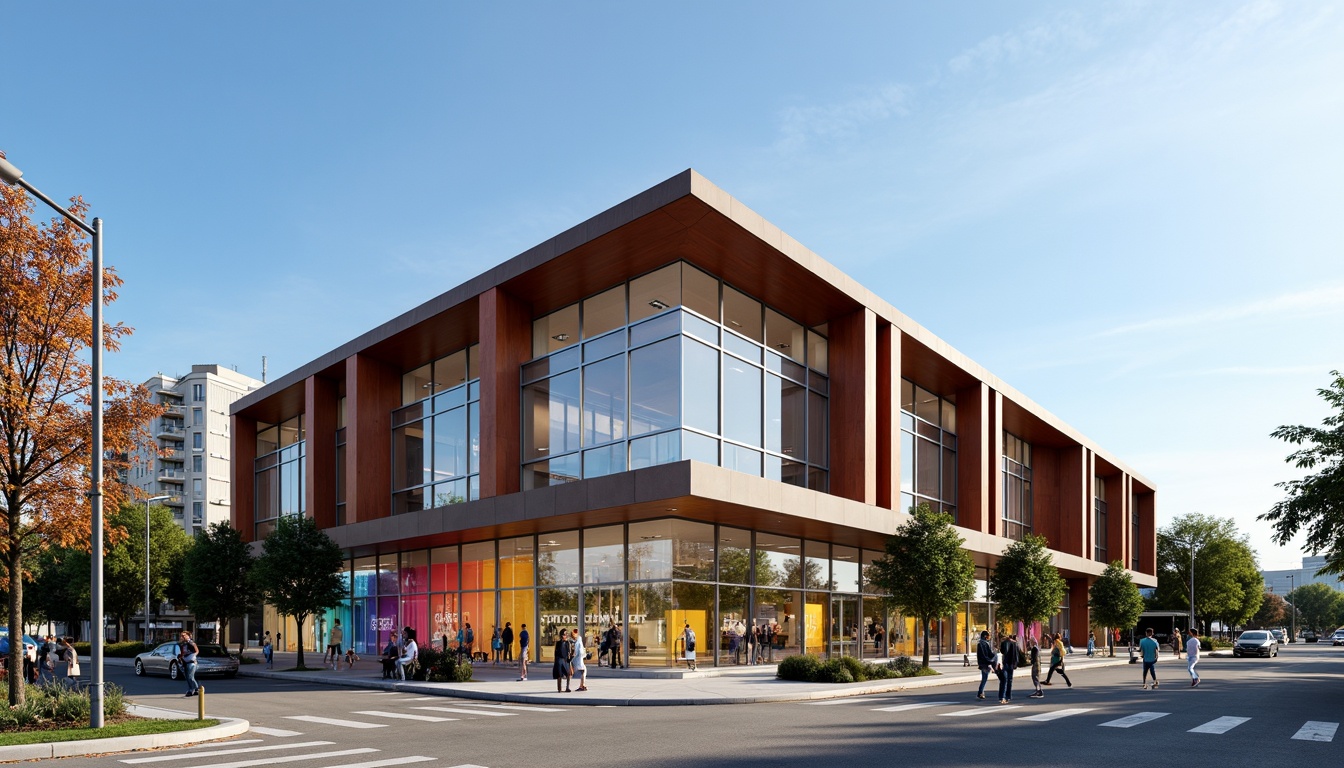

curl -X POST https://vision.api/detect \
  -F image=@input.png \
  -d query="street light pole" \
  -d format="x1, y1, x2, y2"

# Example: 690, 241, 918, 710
1289, 573, 1296, 643
0, 153, 107, 728
1171, 536, 1197, 634
143, 495, 172, 645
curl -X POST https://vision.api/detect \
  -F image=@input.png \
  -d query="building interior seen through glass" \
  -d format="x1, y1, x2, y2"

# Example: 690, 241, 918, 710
523, 261, 830, 492
899, 379, 957, 522
289, 521, 1070, 665
1002, 432, 1033, 541
253, 415, 306, 539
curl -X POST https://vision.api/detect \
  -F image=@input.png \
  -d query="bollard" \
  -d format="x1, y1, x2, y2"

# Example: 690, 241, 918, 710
197, 686, 205, 720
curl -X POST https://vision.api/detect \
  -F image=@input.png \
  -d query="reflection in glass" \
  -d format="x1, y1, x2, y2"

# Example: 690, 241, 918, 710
630, 338, 679, 435
536, 531, 581, 586
723, 354, 761, 446
522, 370, 580, 459
583, 355, 627, 446
683, 339, 719, 435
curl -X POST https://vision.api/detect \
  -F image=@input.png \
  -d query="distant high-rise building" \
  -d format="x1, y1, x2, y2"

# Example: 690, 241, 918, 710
128, 365, 263, 537
1263, 556, 1344, 596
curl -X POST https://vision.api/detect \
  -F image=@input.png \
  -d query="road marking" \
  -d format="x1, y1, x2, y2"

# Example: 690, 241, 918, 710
171, 748, 376, 768
351, 710, 458, 722
1018, 708, 1095, 722
286, 715, 388, 729
122, 742, 336, 763
808, 696, 900, 706
315, 758, 437, 768
1100, 712, 1170, 728
437, 702, 567, 712
412, 706, 516, 717
873, 701, 956, 712
365, 691, 407, 696
249, 727, 303, 737
940, 705, 1023, 717
1291, 721, 1339, 742
1188, 716, 1251, 734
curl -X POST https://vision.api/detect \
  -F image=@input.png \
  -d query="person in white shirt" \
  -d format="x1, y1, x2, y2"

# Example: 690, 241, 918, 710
396, 627, 419, 681
1185, 630, 1201, 687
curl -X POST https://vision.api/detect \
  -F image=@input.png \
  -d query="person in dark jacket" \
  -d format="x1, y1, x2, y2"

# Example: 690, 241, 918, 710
998, 633, 1022, 703
502, 622, 515, 662
552, 628, 573, 693
975, 631, 995, 700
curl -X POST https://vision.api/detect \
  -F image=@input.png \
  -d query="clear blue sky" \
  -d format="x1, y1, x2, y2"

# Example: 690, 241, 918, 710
6, 2, 1341, 569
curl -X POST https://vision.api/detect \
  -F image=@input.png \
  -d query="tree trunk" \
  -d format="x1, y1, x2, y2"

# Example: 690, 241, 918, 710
7, 543, 26, 706
294, 615, 307, 669
920, 617, 931, 669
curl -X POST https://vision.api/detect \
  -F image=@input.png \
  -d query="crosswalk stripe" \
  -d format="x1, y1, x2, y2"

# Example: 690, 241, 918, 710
873, 701, 956, 713
351, 710, 458, 723
122, 742, 335, 763
172, 748, 376, 768
1189, 716, 1250, 734
807, 697, 900, 706
286, 715, 388, 729
412, 706, 516, 717
1291, 721, 1339, 742
1018, 708, 1095, 722
249, 727, 303, 737
940, 705, 1024, 717
314, 758, 437, 768
439, 702, 567, 713
1100, 712, 1170, 728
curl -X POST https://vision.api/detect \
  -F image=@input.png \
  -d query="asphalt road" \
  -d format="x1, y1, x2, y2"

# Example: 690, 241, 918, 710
45, 642, 1344, 768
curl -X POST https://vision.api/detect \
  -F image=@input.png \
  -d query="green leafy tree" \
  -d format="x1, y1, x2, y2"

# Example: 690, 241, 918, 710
27, 545, 90, 637
1262, 371, 1344, 575
989, 534, 1067, 630
1290, 582, 1342, 633
250, 515, 346, 669
184, 522, 261, 655
1252, 592, 1287, 629
104, 501, 194, 641
1155, 513, 1260, 631
1088, 561, 1145, 655
866, 504, 976, 668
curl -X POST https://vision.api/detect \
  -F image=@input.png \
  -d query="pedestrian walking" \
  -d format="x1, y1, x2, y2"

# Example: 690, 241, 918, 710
1043, 632, 1072, 687
502, 622, 515, 662
325, 619, 344, 669
606, 622, 623, 669
1028, 635, 1044, 698
572, 628, 589, 691
682, 622, 698, 671
462, 623, 475, 661
997, 633, 1021, 703
491, 624, 503, 665
553, 628, 573, 693
975, 630, 994, 700
1171, 628, 1183, 658
518, 623, 530, 681
396, 627, 419, 681
1186, 629, 1202, 687
177, 631, 200, 697
1139, 627, 1161, 689
1086, 634, 1096, 657
745, 621, 758, 664
262, 631, 274, 669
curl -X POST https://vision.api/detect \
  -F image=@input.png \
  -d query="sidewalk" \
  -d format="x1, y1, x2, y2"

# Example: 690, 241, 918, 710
194, 647, 1134, 706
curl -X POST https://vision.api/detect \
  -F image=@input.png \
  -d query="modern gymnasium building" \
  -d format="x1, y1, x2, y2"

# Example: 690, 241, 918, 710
231, 170, 1157, 665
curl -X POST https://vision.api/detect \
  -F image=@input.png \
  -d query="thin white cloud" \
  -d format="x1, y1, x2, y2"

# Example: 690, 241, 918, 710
773, 85, 910, 153
947, 14, 1099, 74
1095, 284, 1344, 337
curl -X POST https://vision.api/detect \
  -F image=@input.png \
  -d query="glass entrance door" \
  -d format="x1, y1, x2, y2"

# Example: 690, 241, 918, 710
830, 595, 859, 658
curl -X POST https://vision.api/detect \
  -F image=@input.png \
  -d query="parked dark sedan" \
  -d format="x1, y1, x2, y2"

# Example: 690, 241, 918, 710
134, 642, 239, 679
1232, 630, 1278, 658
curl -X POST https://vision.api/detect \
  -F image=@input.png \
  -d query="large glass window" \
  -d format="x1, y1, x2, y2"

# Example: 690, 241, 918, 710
1002, 431, 1033, 541
393, 347, 481, 513
899, 380, 957, 521
253, 419, 305, 539
1131, 491, 1141, 571
1094, 476, 1108, 562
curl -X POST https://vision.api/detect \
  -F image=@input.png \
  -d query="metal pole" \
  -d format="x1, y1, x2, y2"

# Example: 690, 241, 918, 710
1188, 543, 1195, 634
1289, 574, 1295, 642
145, 498, 152, 645
90, 217, 105, 729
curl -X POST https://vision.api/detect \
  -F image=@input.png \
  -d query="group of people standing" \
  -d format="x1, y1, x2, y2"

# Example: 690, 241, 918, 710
975, 630, 1071, 704
28, 635, 80, 686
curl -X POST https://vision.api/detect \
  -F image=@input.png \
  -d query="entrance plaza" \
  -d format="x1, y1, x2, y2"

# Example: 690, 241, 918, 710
233, 170, 1156, 664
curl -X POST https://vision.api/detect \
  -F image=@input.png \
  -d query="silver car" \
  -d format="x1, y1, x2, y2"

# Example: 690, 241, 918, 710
1232, 630, 1278, 658
134, 642, 239, 679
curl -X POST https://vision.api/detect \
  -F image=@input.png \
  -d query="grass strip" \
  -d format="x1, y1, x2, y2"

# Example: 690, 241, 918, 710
0, 718, 219, 746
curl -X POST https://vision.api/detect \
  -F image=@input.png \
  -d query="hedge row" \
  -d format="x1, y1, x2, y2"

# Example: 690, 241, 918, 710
776, 654, 939, 683
0, 682, 126, 731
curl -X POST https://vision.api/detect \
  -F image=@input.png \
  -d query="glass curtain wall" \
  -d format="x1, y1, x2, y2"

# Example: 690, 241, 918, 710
393, 345, 482, 515
899, 380, 957, 522
1002, 432, 1033, 541
1131, 489, 1141, 571
1094, 475, 1108, 562
253, 415, 305, 540
524, 262, 829, 493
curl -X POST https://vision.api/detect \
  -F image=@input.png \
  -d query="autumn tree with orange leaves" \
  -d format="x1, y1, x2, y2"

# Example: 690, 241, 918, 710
0, 183, 161, 706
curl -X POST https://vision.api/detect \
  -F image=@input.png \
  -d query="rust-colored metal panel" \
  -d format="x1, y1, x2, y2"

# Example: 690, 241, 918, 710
346, 354, 399, 524
305, 375, 339, 529
828, 308, 876, 504
1034, 446, 1060, 547
876, 322, 900, 510
232, 415, 257, 541
991, 390, 1004, 536
1068, 577, 1092, 648
1137, 488, 1157, 575
479, 287, 531, 498
955, 382, 990, 533
1105, 469, 1127, 568
1056, 446, 1088, 558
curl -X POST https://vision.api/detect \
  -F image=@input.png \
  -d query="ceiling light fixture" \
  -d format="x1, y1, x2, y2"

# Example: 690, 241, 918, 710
649, 299, 669, 310
553, 333, 570, 342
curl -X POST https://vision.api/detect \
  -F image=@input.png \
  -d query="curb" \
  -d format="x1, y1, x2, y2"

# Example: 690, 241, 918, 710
0, 706, 249, 762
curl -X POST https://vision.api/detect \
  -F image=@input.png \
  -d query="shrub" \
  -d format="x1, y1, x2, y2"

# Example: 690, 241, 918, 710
776, 654, 825, 681
837, 655, 868, 682
816, 659, 855, 684
889, 655, 920, 677
0, 682, 126, 731
72, 641, 151, 658
426, 654, 473, 683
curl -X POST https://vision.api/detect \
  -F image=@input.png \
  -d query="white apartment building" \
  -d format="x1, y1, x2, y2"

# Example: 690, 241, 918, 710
129, 365, 264, 536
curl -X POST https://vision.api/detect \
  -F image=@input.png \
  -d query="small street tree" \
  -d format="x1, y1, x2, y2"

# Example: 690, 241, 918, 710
105, 501, 194, 641
1290, 582, 1342, 633
251, 515, 345, 669
1, 183, 161, 705
1262, 371, 1344, 575
184, 522, 261, 655
1252, 592, 1287, 629
988, 534, 1068, 634
1088, 561, 1145, 655
867, 504, 976, 669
